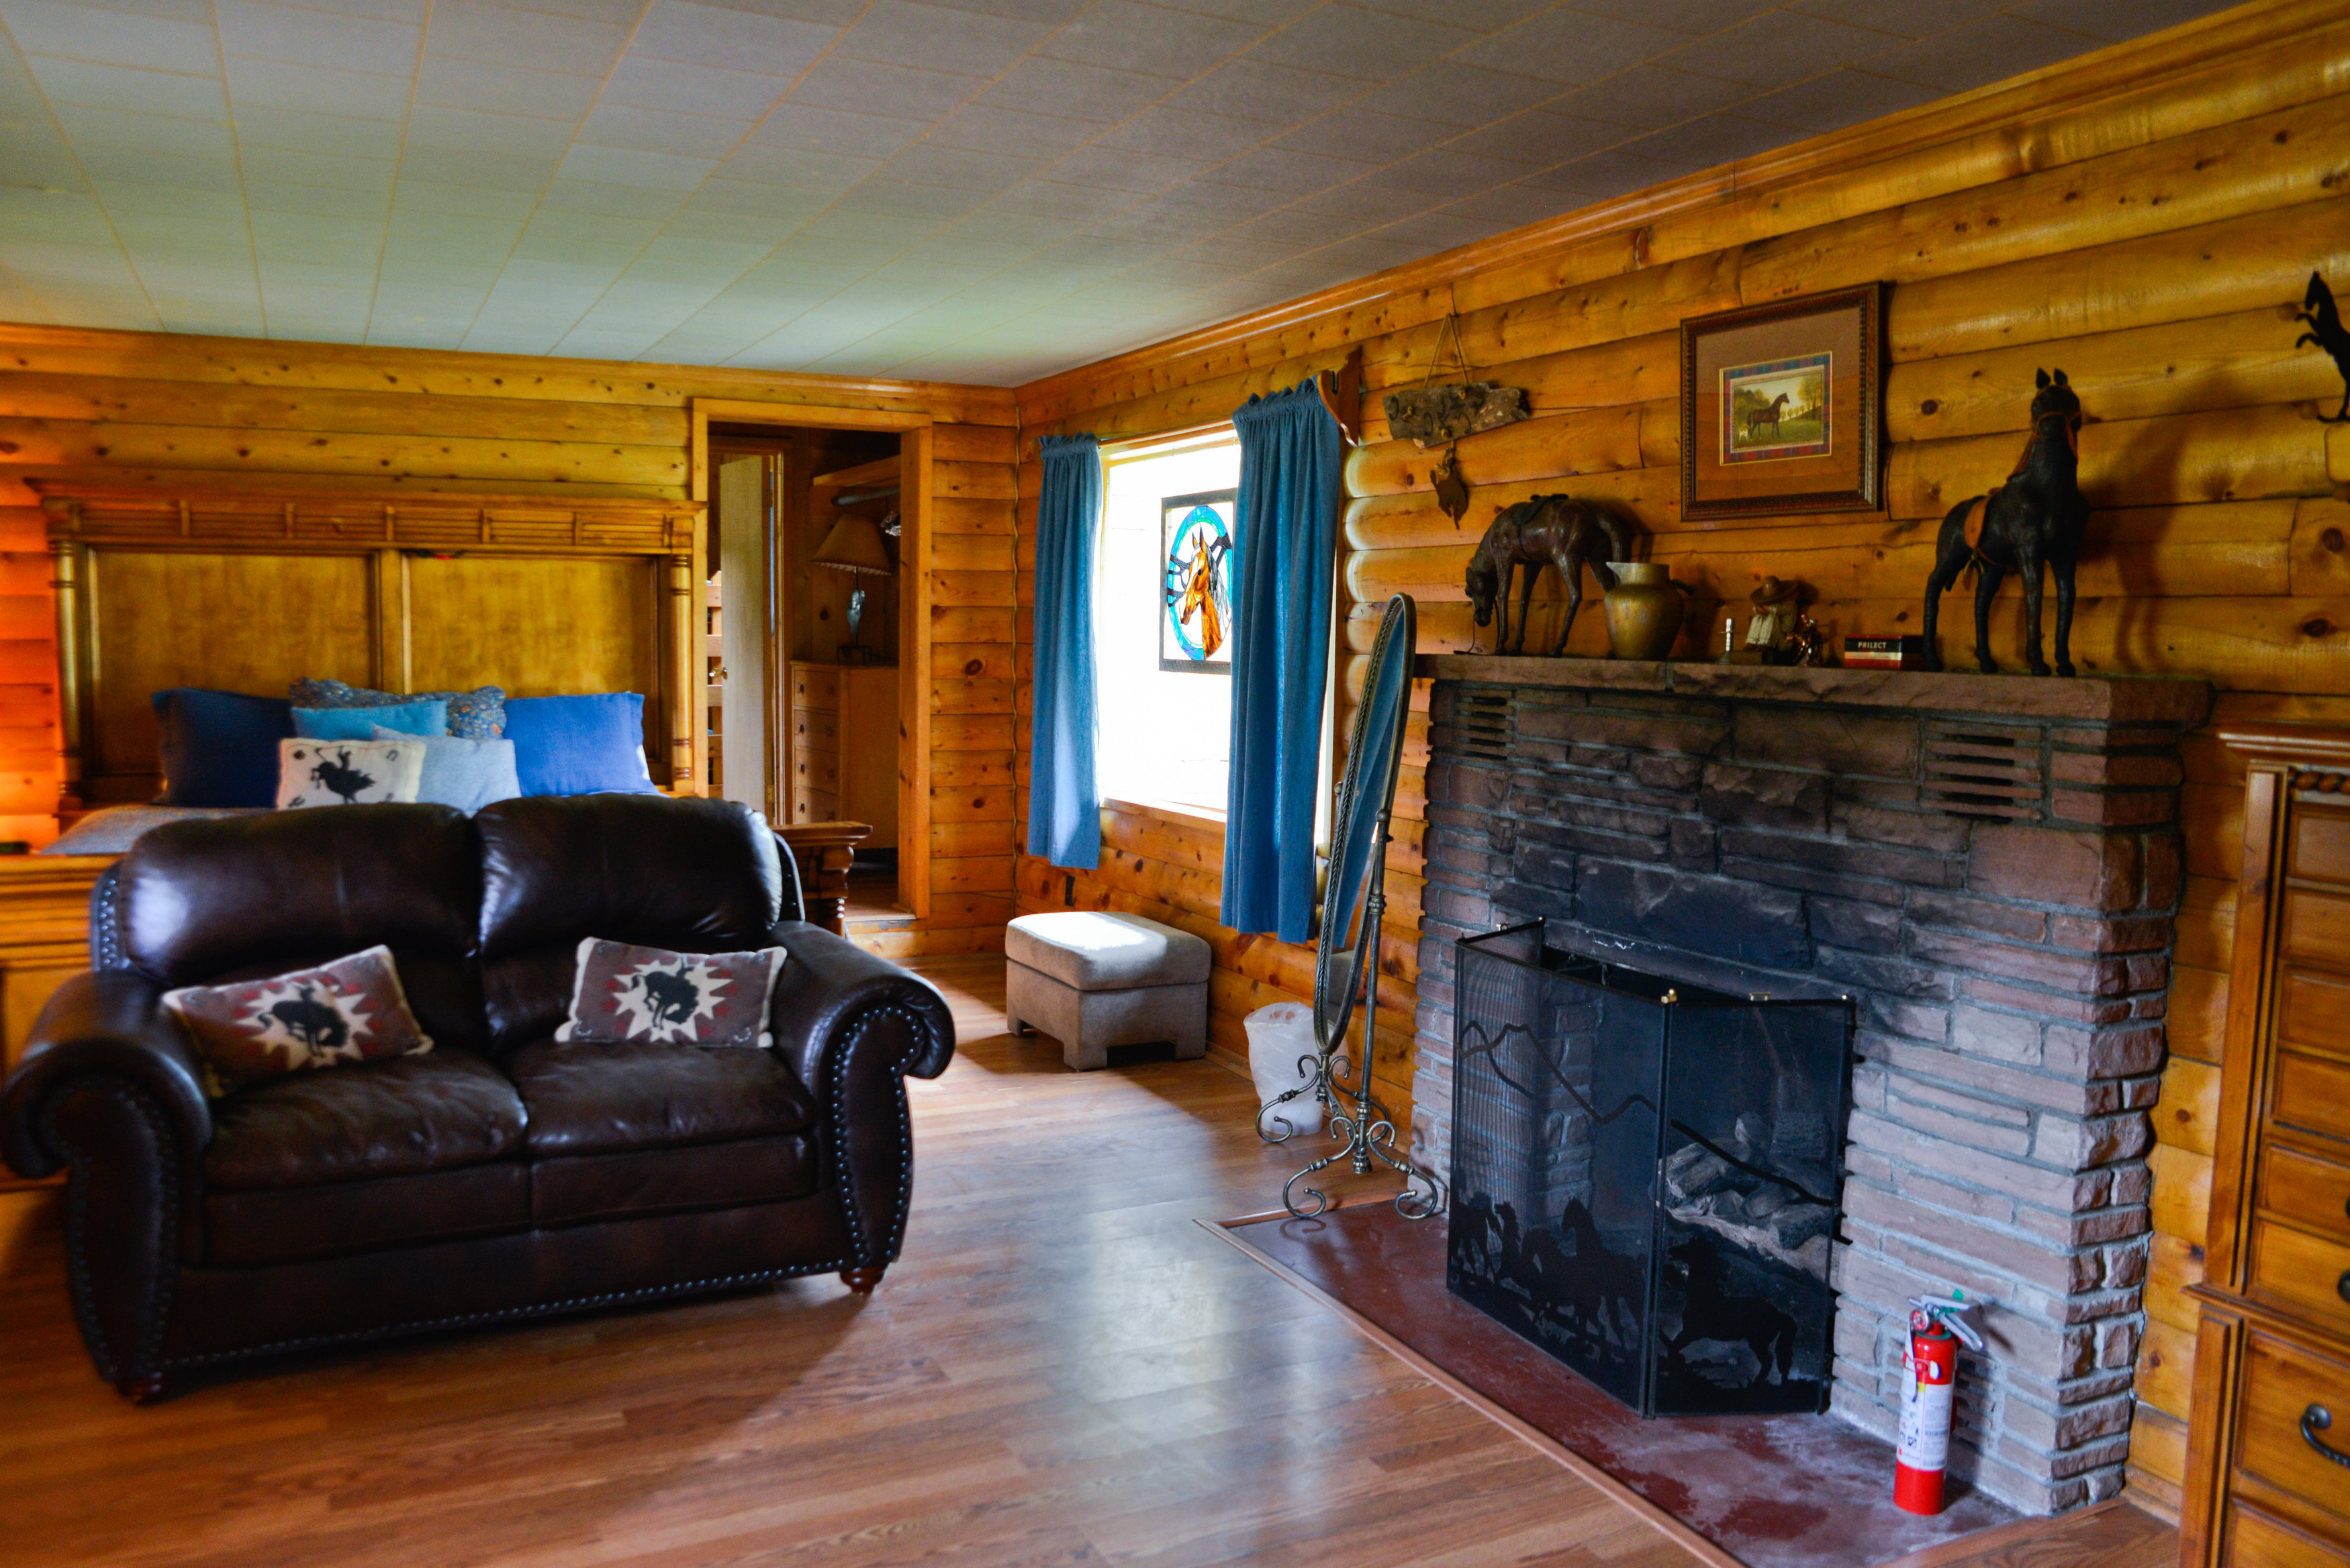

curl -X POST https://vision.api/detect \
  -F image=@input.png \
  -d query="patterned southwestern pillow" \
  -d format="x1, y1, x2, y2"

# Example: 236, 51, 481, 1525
160, 944, 433, 1096
275, 738, 425, 810
289, 678, 506, 740
559, 938, 788, 1049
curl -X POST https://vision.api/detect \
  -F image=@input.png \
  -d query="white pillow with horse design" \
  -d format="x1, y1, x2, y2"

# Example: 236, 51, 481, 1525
558, 937, 788, 1050
275, 738, 424, 810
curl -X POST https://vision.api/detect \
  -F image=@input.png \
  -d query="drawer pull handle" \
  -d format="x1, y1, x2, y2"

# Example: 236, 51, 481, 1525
2340, 1268, 2350, 1306
2306, 1405, 2350, 1471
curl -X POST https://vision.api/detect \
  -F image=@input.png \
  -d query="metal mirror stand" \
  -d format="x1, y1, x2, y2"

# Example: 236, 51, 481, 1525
1258, 593, 1446, 1220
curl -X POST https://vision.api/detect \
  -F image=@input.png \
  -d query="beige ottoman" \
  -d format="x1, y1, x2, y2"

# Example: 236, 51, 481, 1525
1004, 911, 1211, 1071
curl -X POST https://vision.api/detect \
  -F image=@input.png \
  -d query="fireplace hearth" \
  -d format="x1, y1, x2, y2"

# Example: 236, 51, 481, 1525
1411, 656, 2208, 1514
1448, 920, 1853, 1416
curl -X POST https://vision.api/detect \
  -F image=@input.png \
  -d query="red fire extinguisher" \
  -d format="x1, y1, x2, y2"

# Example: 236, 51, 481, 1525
1896, 1291, 1989, 1515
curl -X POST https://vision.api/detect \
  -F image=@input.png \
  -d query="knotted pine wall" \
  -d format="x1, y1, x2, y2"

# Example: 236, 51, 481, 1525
1014, 0, 2350, 1511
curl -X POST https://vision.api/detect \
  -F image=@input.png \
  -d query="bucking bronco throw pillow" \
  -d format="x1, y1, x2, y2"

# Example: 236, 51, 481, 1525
559, 938, 788, 1050
161, 944, 434, 1096
275, 738, 424, 810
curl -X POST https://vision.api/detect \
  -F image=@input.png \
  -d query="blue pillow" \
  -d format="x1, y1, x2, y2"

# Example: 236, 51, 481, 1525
297, 697, 446, 741
152, 688, 294, 807
371, 725, 520, 813
503, 693, 659, 797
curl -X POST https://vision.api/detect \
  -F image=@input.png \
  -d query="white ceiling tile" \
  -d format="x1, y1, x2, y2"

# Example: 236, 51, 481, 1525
395, 146, 567, 192
52, 103, 236, 156
0, 0, 218, 71
233, 104, 406, 158
837, 1, 1053, 75
679, 179, 834, 220
922, 105, 1097, 160
23, 56, 226, 119
416, 56, 604, 119
424, 0, 628, 72
218, 0, 422, 73
1451, 9, 1687, 85
786, 56, 984, 119
718, 144, 884, 191
631, 0, 841, 73
1247, 3, 1473, 81
91, 177, 246, 217
536, 179, 694, 218
604, 56, 794, 119
749, 103, 933, 158
579, 105, 755, 158
241, 147, 400, 194
222, 58, 412, 117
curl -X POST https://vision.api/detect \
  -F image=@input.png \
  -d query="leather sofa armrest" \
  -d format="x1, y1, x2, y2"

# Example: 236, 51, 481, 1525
1, 969, 213, 1181
767, 922, 954, 1271
767, 922, 953, 1096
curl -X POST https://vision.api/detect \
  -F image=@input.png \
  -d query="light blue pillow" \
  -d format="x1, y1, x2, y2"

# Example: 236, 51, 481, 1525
371, 725, 522, 814
297, 697, 446, 741
502, 693, 659, 797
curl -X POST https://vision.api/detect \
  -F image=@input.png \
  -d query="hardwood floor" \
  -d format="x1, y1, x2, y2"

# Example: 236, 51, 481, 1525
0, 956, 2177, 1568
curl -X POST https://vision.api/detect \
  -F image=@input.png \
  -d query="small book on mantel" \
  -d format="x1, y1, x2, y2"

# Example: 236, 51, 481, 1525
1843, 635, 1926, 670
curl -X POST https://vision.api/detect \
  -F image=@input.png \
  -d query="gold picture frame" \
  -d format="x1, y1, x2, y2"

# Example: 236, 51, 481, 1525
1680, 283, 1883, 521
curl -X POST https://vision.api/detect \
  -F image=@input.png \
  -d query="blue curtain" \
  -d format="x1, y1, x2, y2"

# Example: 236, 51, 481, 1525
1221, 381, 1343, 942
1027, 435, 1102, 869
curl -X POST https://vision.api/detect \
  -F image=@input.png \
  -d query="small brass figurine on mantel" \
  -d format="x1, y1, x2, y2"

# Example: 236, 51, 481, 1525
1918, 368, 2087, 677
1464, 494, 1632, 656
1718, 577, 1817, 666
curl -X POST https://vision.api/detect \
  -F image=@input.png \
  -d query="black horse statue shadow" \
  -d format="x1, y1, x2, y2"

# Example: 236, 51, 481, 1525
1920, 368, 2087, 677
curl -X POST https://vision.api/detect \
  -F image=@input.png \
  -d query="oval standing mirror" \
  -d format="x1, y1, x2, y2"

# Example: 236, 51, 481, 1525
1276, 593, 1443, 1219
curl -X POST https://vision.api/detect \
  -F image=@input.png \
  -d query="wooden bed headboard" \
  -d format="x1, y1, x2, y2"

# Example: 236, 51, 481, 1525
37, 484, 706, 812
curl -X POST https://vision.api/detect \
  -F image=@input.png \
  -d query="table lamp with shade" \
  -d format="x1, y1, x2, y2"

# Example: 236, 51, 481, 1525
813, 512, 895, 663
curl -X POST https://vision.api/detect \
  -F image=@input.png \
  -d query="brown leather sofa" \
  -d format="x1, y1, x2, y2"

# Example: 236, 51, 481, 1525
0, 794, 955, 1400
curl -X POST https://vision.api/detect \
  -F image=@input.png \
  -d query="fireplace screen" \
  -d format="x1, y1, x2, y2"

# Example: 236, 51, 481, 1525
1447, 920, 1854, 1416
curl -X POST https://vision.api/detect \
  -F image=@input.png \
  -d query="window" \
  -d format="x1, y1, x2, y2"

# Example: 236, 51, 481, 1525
1095, 431, 1241, 814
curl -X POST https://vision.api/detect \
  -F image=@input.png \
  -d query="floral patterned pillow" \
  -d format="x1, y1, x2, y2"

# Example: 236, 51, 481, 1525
559, 938, 788, 1050
289, 678, 506, 740
161, 945, 433, 1096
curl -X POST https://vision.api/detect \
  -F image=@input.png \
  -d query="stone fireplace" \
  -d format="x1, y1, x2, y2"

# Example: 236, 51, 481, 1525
1408, 656, 2210, 1515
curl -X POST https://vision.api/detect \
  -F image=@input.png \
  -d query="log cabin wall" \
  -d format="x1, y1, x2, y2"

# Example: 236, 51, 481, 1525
0, 324, 1019, 959
1011, 0, 2350, 1515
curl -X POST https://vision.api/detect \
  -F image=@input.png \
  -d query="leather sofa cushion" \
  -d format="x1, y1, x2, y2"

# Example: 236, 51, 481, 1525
508, 1039, 814, 1158
476, 795, 783, 960
207, 1161, 530, 1266
120, 804, 479, 987
204, 1052, 526, 1191
530, 1134, 816, 1227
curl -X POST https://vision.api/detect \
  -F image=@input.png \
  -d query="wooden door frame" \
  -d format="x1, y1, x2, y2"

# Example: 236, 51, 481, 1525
692, 400, 934, 919
708, 441, 786, 822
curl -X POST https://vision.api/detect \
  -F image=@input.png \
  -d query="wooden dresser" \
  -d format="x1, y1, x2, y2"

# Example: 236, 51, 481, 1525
2181, 726, 2350, 1567
788, 661, 897, 836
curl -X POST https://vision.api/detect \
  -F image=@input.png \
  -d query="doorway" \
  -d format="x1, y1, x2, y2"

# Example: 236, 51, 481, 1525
704, 421, 908, 914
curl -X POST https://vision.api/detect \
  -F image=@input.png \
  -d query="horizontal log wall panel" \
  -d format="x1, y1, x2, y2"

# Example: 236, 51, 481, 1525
1893, 198, 2350, 366
0, 323, 1016, 423
0, 418, 688, 491
1887, 309, 2343, 444
2145, 1232, 2208, 1333
1737, 94, 2350, 305
0, 372, 692, 447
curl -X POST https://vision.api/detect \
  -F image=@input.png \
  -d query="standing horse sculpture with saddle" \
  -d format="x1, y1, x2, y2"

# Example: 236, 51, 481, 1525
1919, 368, 2088, 678
1465, 494, 1633, 656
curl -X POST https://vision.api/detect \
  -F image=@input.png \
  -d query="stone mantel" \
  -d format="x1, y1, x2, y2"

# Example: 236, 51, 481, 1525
1416, 655, 2212, 728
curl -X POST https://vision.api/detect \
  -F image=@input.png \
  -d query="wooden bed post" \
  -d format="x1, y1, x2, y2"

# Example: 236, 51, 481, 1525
49, 534, 83, 816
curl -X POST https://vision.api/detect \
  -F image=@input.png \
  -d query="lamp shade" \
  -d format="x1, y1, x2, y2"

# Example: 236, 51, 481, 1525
812, 514, 894, 576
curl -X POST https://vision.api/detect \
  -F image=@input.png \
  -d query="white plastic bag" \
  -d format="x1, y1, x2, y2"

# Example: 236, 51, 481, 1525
1245, 1002, 1322, 1138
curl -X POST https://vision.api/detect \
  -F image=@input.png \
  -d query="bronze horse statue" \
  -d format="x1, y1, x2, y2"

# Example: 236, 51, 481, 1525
1465, 494, 1632, 655
1920, 368, 2087, 677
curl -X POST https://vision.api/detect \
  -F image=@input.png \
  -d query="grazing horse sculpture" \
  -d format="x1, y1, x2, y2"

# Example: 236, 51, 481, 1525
2298, 271, 2350, 424
1919, 368, 2087, 678
1744, 391, 1791, 442
1464, 493, 1633, 656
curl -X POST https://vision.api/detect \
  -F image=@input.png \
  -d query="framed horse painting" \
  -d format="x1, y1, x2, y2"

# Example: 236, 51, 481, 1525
1680, 284, 1885, 521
